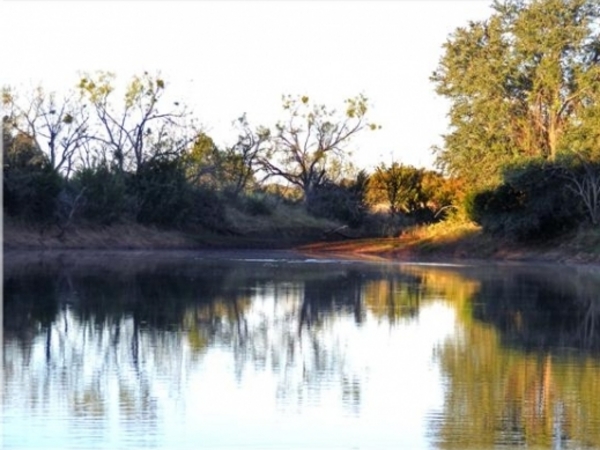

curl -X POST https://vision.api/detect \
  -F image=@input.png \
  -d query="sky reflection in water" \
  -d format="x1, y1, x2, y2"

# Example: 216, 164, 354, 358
3, 252, 600, 449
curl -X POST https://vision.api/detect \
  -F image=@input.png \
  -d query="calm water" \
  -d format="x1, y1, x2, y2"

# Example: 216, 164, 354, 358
4, 250, 600, 450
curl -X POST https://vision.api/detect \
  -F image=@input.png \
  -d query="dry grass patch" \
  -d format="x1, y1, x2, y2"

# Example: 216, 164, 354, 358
3, 220, 199, 250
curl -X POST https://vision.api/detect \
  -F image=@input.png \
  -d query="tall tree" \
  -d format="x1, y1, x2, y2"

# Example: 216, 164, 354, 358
432, 0, 600, 188
258, 94, 378, 201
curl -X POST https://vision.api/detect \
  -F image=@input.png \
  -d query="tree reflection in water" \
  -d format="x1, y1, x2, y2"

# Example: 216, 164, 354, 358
4, 253, 600, 449
427, 264, 600, 449
3, 252, 428, 430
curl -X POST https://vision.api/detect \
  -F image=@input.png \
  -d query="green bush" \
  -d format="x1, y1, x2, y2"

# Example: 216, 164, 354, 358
466, 161, 583, 240
307, 172, 369, 228
130, 158, 192, 226
241, 193, 274, 216
4, 163, 63, 223
187, 186, 228, 231
3, 131, 63, 223
72, 165, 126, 224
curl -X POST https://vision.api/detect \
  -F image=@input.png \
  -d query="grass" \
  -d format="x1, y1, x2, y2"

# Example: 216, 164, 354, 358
301, 217, 600, 264
300, 217, 488, 260
3, 202, 342, 251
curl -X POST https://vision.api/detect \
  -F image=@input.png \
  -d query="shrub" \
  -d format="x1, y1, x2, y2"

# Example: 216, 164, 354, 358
4, 163, 63, 223
72, 165, 127, 224
3, 131, 63, 223
307, 173, 369, 228
187, 186, 228, 231
130, 158, 192, 226
466, 161, 583, 240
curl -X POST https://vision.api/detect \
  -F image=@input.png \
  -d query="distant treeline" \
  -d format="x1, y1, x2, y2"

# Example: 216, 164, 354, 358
2, 74, 455, 238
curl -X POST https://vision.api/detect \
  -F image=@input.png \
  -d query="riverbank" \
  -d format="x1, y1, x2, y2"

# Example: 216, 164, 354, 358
4, 220, 600, 265
302, 221, 600, 265
2, 218, 336, 252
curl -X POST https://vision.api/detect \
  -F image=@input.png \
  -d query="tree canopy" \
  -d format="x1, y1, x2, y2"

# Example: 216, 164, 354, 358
432, 0, 600, 189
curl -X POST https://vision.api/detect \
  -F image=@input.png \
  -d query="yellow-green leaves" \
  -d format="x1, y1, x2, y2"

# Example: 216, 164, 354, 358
2, 87, 13, 106
78, 72, 115, 104
345, 94, 369, 119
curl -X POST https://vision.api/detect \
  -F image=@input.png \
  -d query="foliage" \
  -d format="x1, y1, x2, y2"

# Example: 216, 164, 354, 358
186, 186, 228, 232
78, 71, 198, 173
219, 114, 269, 197
129, 158, 193, 226
3, 130, 63, 222
368, 163, 455, 223
2, 85, 90, 178
432, 0, 600, 189
307, 170, 370, 228
557, 155, 600, 225
72, 165, 127, 224
233, 192, 276, 217
466, 160, 584, 240
184, 132, 221, 187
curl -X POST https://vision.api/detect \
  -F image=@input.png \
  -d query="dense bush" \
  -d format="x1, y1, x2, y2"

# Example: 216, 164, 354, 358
466, 161, 584, 240
3, 142, 63, 223
187, 186, 228, 231
307, 171, 369, 228
129, 158, 193, 226
238, 193, 275, 216
72, 165, 127, 224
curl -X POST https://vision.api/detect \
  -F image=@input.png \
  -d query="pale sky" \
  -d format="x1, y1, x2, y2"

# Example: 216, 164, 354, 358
1, 1, 494, 171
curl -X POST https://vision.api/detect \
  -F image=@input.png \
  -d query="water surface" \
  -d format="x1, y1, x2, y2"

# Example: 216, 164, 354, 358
4, 251, 600, 449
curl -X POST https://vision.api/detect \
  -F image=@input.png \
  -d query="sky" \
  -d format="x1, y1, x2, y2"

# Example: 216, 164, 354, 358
1, 0, 495, 171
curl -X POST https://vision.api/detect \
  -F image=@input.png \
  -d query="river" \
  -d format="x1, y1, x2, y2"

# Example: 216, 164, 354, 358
3, 250, 600, 449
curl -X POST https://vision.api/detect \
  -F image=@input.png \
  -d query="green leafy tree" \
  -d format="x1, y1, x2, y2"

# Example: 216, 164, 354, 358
307, 170, 370, 227
184, 132, 221, 187
369, 163, 429, 217
432, 0, 600, 189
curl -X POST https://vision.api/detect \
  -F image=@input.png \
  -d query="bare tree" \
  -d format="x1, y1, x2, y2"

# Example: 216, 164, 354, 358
561, 157, 600, 225
221, 113, 270, 197
2, 85, 90, 179
258, 94, 378, 201
78, 71, 199, 174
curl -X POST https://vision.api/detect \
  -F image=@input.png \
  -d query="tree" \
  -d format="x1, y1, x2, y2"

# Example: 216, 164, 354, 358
184, 132, 221, 187
2, 85, 90, 178
558, 155, 600, 225
307, 170, 370, 227
78, 71, 198, 174
369, 163, 428, 217
258, 94, 378, 201
431, 0, 600, 189
218, 114, 269, 197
